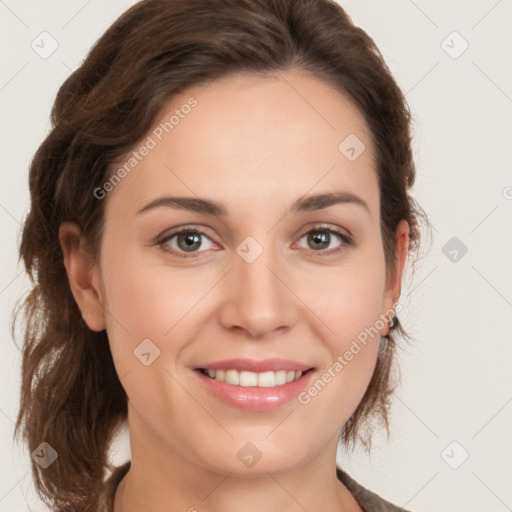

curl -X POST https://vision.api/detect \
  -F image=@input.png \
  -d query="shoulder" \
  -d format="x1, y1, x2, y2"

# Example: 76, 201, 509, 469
99, 461, 131, 512
336, 466, 413, 512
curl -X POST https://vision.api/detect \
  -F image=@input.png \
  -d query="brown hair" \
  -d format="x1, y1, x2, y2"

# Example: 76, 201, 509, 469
13, 0, 425, 510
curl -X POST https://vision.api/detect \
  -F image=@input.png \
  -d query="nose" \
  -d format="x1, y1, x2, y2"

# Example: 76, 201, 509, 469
218, 245, 298, 339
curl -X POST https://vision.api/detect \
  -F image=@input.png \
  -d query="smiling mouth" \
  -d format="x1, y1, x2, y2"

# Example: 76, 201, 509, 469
196, 368, 314, 387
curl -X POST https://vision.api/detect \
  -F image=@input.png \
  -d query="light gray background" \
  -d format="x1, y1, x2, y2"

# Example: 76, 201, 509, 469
1, 1, 511, 511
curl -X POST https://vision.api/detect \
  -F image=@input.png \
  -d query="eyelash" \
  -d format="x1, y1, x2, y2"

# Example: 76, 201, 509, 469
155, 224, 353, 259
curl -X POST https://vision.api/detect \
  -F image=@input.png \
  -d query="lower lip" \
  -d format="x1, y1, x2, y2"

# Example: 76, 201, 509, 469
194, 369, 315, 411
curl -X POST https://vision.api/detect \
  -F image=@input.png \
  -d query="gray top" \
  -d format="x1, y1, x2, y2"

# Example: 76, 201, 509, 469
100, 461, 412, 512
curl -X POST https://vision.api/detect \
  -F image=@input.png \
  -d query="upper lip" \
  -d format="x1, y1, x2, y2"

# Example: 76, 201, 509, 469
194, 358, 314, 373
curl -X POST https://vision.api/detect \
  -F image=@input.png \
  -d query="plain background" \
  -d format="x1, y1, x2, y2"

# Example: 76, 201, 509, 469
1, 1, 511, 510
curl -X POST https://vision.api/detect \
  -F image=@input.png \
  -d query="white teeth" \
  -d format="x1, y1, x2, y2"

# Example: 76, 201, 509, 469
240, 371, 257, 386
275, 370, 287, 385
225, 369, 240, 385
202, 368, 307, 387
257, 371, 275, 387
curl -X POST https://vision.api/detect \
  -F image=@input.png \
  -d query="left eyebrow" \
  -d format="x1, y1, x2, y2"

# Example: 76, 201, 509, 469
291, 192, 370, 215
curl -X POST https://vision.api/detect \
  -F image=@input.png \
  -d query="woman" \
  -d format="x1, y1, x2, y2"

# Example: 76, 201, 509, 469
14, 0, 425, 510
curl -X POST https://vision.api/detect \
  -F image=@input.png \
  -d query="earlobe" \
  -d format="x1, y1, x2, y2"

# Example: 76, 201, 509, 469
59, 222, 106, 332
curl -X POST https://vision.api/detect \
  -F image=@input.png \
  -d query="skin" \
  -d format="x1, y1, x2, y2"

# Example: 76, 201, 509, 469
60, 69, 409, 512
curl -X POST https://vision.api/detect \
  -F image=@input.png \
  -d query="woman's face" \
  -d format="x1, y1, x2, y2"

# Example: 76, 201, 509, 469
76, 70, 407, 475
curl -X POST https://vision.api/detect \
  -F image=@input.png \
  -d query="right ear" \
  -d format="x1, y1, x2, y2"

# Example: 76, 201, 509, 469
58, 222, 106, 332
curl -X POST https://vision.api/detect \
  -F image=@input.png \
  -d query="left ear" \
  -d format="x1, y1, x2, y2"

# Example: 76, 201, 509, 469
381, 219, 410, 327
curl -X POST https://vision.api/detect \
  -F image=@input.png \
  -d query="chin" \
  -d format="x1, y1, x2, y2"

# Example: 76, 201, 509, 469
196, 437, 306, 477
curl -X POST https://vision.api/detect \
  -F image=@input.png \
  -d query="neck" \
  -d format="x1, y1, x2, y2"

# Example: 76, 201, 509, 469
114, 410, 362, 512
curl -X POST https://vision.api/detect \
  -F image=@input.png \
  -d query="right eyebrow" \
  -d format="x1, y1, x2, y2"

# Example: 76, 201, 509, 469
137, 196, 226, 216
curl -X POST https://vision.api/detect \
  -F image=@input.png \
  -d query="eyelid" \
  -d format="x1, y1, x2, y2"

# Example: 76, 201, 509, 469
294, 224, 353, 255
155, 225, 219, 258
155, 223, 353, 258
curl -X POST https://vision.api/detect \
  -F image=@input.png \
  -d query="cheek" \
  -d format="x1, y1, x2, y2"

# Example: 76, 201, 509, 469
98, 238, 197, 376
306, 252, 387, 344
98, 248, 200, 423
100, 234, 210, 335
297, 277, 384, 430
298, 249, 386, 409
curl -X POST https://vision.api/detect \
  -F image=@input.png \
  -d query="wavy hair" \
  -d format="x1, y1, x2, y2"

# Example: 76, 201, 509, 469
13, 0, 426, 510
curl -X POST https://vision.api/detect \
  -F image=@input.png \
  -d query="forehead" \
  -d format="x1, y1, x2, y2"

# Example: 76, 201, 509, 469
105, 69, 379, 221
